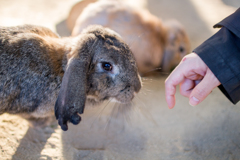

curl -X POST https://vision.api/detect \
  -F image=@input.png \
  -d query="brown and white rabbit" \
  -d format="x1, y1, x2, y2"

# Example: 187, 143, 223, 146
67, 0, 191, 75
0, 24, 141, 131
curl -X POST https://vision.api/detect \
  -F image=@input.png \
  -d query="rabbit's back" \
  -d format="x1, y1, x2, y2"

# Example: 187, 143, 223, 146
0, 25, 62, 116
72, 1, 166, 75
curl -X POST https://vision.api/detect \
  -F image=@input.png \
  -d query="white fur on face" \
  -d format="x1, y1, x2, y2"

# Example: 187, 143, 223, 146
110, 98, 121, 103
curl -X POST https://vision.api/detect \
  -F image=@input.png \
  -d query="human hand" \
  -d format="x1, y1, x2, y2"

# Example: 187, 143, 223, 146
165, 53, 221, 109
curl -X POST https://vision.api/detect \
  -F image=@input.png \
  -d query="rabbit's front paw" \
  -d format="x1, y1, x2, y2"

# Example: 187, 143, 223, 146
55, 103, 83, 131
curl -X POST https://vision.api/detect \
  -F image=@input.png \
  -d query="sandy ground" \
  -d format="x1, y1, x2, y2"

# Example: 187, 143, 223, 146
0, 0, 240, 159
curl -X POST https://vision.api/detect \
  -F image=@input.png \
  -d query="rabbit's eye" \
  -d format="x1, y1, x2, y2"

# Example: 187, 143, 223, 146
102, 62, 112, 71
179, 46, 185, 53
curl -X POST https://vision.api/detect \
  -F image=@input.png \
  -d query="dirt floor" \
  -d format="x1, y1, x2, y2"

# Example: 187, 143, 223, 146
0, 0, 240, 159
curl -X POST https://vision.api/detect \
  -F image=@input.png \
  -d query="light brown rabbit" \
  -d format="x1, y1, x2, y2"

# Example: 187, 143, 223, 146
67, 0, 191, 75
0, 24, 141, 131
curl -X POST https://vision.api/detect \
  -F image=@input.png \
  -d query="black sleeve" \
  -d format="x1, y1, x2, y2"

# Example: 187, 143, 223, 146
193, 8, 240, 104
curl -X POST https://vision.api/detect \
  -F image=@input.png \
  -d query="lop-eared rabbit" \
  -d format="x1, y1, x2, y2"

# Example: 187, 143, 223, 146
0, 24, 141, 131
67, 0, 191, 75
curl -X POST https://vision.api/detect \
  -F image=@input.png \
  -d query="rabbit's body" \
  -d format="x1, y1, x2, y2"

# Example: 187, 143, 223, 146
0, 25, 141, 130
67, 0, 191, 75
0, 25, 63, 117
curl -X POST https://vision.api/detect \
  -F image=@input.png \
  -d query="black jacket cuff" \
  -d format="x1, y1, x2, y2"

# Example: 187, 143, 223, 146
193, 27, 240, 104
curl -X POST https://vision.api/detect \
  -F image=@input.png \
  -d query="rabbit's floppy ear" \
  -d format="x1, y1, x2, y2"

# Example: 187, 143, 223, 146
55, 36, 95, 131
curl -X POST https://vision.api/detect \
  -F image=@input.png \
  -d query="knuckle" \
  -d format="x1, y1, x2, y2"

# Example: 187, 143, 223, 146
194, 88, 207, 100
165, 84, 175, 94
180, 89, 189, 97
180, 89, 187, 97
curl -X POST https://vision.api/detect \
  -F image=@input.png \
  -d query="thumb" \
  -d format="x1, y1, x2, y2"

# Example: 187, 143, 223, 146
189, 68, 220, 106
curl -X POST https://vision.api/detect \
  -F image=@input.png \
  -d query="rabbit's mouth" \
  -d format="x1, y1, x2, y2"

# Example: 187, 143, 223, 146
110, 98, 131, 104
86, 87, 137, 105
114, 92, 136, 104
86, 95, 110, 105
86, 95, 101, 105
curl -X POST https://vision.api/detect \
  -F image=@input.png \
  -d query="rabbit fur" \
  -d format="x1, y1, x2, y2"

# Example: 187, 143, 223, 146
0, 24, 141, 131
67, 0, 191, 75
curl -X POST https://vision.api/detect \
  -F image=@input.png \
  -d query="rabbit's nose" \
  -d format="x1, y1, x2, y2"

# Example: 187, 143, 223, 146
134, 74, 142, 93
134, 83, 141, 93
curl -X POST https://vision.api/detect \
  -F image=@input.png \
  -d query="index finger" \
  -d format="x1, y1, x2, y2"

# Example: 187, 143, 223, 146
165, 67, 185, 109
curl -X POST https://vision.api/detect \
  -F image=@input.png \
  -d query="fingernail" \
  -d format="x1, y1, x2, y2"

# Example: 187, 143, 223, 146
189, 96, 199, 106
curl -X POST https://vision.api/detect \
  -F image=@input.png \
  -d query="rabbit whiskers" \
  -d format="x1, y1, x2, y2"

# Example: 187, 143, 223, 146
133, 95, 158, 126
104, 101, 134, 130
89, 99, 135, 131
141, 67, 171, 77
90, 98, 112, 128
128, 32, 146, 51
89, 78, 158, 131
